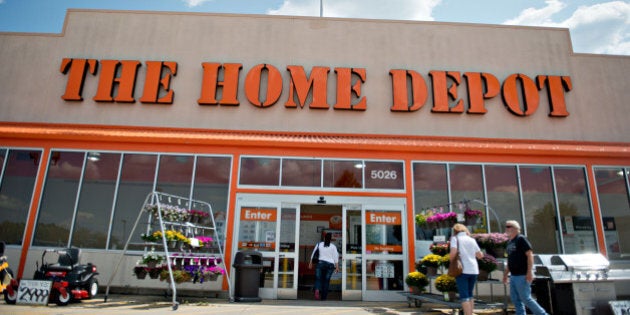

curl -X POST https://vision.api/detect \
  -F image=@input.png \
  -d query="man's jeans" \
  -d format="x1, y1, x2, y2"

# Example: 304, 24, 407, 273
509, 275, 548, 315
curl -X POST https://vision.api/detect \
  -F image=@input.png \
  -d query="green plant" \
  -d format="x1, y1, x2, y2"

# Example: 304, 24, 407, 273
435, 274, 457, 292
415, 213, 427, 226
159, 269, 191, 284
140, 249, 164, 264
429, 242, 450, 256
404, 271, 429, 289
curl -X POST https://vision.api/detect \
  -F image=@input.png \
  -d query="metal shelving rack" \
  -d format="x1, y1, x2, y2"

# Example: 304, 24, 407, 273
104, 191, 232, 310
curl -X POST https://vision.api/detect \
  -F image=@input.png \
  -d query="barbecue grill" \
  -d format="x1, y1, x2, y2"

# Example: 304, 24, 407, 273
533, 253, 622, 315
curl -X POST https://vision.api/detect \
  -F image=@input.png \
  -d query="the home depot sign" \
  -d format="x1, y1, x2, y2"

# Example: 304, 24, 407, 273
60, 59, 571, 117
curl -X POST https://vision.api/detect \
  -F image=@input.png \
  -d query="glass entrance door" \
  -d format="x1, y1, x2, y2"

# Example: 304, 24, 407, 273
342, 205, 363, 300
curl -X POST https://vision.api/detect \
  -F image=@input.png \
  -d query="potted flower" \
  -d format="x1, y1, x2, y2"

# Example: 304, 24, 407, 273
188, 209, 210, 224
159, 269, 192, 284
161, 204, 190, 222
435, 274, 458, 301
429, 242, 450, 256
477, 253, 499, 281
420, 254, 442, 276
140, 249, 164, 268
428, 212, 458, 228
405, 271, 429, 294
200, 265, 226, 283
464, 208, 483, 226
415, 213, 428, 228
473, 233, 509, 258
133, 266, 148, 279
152, 230, 189, 248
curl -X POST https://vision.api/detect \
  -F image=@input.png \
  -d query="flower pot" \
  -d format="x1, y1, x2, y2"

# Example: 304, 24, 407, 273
425, 266, 438, 277
465, 217, 479, 226
487, 246, 506, 258
147, 261, 157, 269
478, 269, 489, 281
149, 268, 161, 279
204, 273, 219, 281
134, 268, 147, 279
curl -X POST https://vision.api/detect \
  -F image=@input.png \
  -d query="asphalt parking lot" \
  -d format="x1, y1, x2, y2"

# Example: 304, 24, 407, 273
0, 293, 510, 315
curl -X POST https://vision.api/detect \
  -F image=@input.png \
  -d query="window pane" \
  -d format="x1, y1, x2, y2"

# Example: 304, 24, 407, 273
239, 157, 280, 186
72, 152, 121, 249
485, 165, 521, 233
237, 207, 277, 252
192, 156, 231, 247
0, 149, 40, 245
365, 210, 403, 254
156, 155, 193, 197
33, 151, 84, 247
412, 163, 447, 240
364, 161, 404, 190
109, 154, 157, 250
449, 164, 484, 211
595, 168, 630, 261
520, 166, 559, 254
366, 259, 404, 291
323, 160, 362, 188
281, 159, 321, 187
554, 167, 596, 253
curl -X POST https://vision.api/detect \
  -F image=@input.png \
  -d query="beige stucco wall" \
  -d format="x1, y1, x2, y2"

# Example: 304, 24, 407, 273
0, 10, 628, 142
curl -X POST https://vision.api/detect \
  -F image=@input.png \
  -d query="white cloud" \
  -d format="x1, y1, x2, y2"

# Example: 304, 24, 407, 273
268, 0, 441, 21
503, 0, 566, 26
504, 1, 629, 55
182, 0, 212, 7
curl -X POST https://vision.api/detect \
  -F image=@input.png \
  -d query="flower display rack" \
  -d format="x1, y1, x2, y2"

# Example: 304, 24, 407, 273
104, 191, 231, 310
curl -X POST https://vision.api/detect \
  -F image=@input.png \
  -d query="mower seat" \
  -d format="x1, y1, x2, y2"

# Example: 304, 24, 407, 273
48, 248, 80, 271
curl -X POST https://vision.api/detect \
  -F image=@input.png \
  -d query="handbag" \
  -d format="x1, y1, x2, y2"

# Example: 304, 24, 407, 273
448, 236, 463, 277
311, 243, 320, 264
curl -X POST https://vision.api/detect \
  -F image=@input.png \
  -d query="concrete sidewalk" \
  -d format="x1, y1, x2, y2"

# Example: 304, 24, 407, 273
0, 294, 509, 315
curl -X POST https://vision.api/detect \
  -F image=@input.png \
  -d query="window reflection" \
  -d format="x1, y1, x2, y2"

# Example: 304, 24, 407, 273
281, 159, 321, 187
110, 153, 158, 250
519, 166, 559, 254
595, 167, 630, 260
239, 157, 280, 186
554, 167, 596, 254
193, 156, 231, 247
156, 155, 193, 197
33, 151, 84, 247
485, 165, 520, 233
0, 149, 40, 245
323, 160, 362, 188
413, 163, 447, 240
72, 152, 121, 249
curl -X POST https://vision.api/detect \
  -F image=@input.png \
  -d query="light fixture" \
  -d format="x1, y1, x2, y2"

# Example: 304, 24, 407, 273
87, 152, 101, 162
317, 196, 326, 204
354, 162, 364, 169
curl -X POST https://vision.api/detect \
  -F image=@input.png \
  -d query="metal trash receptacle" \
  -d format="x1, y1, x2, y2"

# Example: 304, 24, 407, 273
233, 251, 263, 302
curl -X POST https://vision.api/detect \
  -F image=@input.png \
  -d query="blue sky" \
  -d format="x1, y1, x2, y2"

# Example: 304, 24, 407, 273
0, 0, 628, 55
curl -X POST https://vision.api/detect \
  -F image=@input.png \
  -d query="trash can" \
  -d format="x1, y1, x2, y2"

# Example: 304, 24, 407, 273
233, 250, 263, 302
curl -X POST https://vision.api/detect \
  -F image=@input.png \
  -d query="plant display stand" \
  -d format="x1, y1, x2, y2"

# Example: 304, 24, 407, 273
104, 191, 231, 310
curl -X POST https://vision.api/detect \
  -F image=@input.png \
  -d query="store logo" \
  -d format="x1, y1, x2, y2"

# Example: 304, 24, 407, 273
60, 58, 571, 117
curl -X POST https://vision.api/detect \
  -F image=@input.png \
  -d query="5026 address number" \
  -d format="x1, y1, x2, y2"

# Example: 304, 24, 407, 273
370, 170, 397, 180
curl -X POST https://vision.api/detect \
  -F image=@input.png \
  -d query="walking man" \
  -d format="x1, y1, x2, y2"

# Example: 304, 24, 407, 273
502, 220, 548, 315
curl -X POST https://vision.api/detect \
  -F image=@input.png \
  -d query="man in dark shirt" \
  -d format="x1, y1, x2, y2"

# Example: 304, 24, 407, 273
502, 220, 548, 315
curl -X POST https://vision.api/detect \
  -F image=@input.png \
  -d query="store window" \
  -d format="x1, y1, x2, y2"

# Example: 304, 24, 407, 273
364, 161, 404, 190
71, 152, 121, 249
192, 156, 231, 246
554, 167, 596, 254
109, 153, 158, 250
281, 158, 321, 187
595, 167, 630, 261
323, 160, 362, 188
239, 157, 280, 186
0, 149, 41, 245
520, 166, 559, 254
156, 155, 194, 197
449, 164, 484, 226
485, 165, 520, 233
412, 163, 448, 240
33, 151, 84, 247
